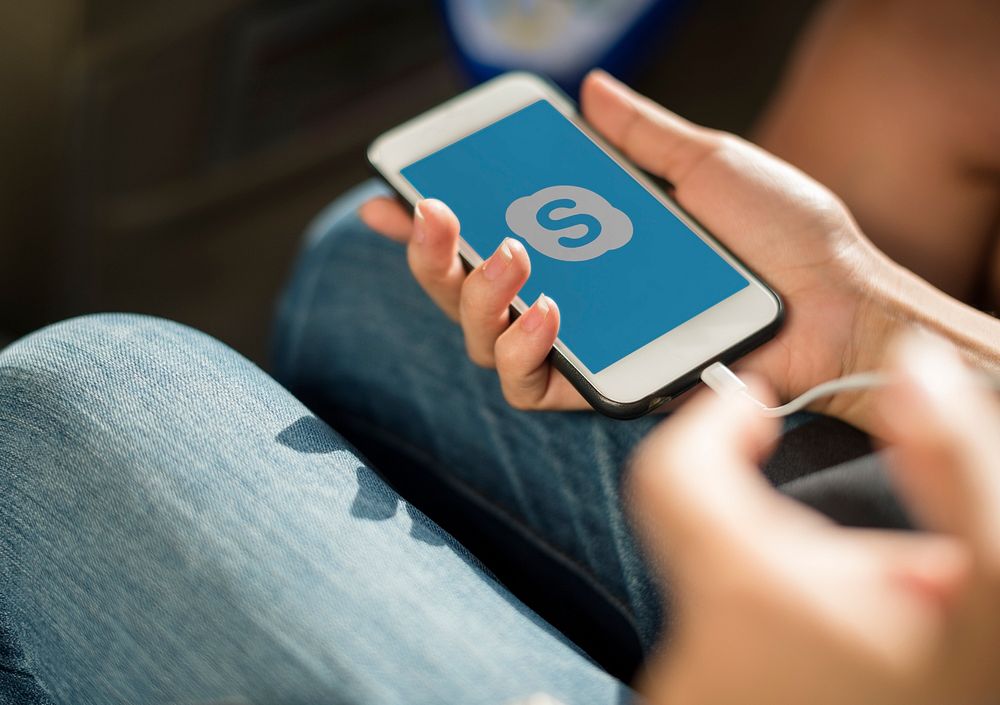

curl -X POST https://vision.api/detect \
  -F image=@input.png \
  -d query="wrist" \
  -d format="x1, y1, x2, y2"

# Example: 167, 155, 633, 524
822, 251, 908, 432
828, 251, 1000, 434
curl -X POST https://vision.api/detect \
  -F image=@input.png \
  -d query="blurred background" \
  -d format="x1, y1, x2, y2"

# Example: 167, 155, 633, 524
0, 0, 821, 363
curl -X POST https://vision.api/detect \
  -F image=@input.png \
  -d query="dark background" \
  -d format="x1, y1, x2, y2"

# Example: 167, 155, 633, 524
0, 0, 819, 362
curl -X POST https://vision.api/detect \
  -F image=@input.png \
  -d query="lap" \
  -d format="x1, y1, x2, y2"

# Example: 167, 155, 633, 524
270, 180, 889, 663
0, 314, 626, 705
273, 183, 664, 650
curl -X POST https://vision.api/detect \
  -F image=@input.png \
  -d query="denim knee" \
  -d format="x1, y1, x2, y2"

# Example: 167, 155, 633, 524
0, 314, 238, 696
0, 313, 299, 490
0, 311, 366, 573
0, 313, 240, 423
2, 312, 191, 385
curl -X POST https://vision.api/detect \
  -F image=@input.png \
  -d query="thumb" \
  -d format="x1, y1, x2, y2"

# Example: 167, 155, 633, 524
580, 70, 719, 187
629, 379, 782, 569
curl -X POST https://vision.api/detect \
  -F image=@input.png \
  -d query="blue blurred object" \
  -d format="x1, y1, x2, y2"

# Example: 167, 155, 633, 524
440, 0, 687, 94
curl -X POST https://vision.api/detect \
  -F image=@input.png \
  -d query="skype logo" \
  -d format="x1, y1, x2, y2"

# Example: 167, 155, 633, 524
505, 185, 634, 262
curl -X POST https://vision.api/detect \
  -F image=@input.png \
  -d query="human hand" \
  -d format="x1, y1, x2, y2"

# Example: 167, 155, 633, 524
629, 333, 1000, 705
361, 70, 900, 420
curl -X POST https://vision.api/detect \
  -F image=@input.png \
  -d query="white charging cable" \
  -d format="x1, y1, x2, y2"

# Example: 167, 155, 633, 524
700, 361, 1000, 418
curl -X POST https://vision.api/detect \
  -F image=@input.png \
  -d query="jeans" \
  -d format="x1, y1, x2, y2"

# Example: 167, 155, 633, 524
0, 181, 898, 705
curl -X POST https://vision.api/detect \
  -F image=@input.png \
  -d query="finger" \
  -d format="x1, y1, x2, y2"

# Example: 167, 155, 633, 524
580, 69, 720, 186
359, 196, 413, 242
876, 332, 1000, 559
850, 530, 970, 610
407, 199, 466, 321
458, 237, 531, 367
493, 294, 563, 409
635, 376, 780, 483
629, 379, 785, 561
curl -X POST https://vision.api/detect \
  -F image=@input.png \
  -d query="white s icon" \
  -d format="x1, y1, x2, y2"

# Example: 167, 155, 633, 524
505, 185, 633, 262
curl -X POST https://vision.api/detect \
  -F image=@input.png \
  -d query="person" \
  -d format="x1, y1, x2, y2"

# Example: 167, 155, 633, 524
358, 70, 1000, 429
1, 72, 998, 705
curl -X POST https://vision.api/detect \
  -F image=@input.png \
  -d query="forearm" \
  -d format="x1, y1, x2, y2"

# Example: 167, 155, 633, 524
883, 262, 1000, 372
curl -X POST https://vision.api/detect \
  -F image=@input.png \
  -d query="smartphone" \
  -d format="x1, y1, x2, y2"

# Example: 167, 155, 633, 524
368, 72, 782, 419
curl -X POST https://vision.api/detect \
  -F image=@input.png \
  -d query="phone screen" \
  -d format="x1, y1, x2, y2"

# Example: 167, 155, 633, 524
400, 99, 748, 374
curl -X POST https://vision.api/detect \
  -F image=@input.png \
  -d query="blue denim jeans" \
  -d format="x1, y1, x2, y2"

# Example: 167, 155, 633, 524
0, 181, 893, 705
271, 180, 894, 655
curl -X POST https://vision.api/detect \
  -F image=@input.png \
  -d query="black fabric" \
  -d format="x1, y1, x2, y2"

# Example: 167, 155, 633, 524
767, 416, 910, 530
763, 414, 874, 485
781, 453, 912, 530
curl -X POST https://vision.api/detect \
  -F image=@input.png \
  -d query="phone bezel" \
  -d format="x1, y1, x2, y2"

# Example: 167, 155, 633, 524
368, 72, 782, 417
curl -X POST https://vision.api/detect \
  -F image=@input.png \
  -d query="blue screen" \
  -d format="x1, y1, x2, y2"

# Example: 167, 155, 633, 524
401, 100, 748, 373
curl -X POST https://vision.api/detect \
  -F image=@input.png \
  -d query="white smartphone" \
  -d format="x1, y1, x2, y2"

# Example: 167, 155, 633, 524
369, 72, 782, 418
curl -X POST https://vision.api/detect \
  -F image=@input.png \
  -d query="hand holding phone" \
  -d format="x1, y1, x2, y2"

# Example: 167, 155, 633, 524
364, 71, 896, 424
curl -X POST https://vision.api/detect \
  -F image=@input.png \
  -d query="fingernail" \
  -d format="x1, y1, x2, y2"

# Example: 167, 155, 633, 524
413, 202, 427, 244
483, 239, 514, 281
520, 294, 551, 333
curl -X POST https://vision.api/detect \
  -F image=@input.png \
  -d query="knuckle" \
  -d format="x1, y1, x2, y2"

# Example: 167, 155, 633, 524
421, 263, 457, 288
498, 376, 541, 410
465, 342, 496, 369
529, 395, 558, 412
407, 247, 451, 281
492, 335, 515, 366
691, 129, 738, 163
666, 128, 729, 181
458, 275, 485, 310
501, 387, 534, 411
460, 273, 511, 323
711, 130, 743, 152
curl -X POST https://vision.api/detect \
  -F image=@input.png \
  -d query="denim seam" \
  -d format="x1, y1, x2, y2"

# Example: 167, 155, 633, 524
333, 412, 645, 640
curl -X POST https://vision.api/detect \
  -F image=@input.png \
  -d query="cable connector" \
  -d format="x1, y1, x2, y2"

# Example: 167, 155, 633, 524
700, 361, 889, 418
701, 358, 1000, 417
700, 362, 767, 410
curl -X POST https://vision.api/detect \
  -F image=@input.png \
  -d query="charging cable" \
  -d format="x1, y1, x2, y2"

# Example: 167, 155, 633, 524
700, 361, 999, 418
